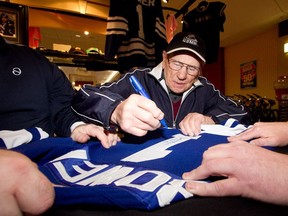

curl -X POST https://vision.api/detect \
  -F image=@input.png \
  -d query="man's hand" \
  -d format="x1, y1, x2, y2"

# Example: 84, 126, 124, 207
110, 94, 164, 136
182, 141, 288, 206
228, 122, 288, 147
71, 124, 120, 148
0, 150, 55, 215
179, 112, 215, 136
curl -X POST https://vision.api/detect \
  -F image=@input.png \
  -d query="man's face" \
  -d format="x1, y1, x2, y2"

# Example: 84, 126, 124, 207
163, 51, 201, 94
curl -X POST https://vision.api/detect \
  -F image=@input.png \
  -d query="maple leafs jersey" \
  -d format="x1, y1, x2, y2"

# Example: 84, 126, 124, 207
12, 120, 258, 211
182, 1, 226, 64
105, 0, 167, 73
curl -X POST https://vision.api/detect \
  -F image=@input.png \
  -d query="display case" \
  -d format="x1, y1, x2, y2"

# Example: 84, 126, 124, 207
40, 49, 120, 88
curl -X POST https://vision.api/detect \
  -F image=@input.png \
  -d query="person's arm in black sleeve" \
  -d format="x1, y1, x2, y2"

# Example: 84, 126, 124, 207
45, 61, 80, 137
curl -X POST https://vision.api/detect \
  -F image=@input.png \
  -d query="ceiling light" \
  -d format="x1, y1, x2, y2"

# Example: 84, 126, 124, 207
181, 16, 186, 25
284, 42, 288, 53
78, 0, 87, 14
163, 0, 169, 3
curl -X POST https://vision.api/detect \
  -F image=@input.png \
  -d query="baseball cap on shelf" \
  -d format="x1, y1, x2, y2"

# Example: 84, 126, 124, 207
69, 47, 86, 55
86, 47, 103, 55
166, 32, 206, 63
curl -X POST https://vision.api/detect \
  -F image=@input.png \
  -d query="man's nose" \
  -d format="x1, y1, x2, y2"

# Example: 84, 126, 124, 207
177, 66, 188, 79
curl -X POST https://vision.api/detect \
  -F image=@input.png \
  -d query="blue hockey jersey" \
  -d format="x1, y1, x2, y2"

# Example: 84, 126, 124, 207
13, 120, 252, 211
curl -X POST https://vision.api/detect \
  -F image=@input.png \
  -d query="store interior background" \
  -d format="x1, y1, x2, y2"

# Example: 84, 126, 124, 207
4, 0, 288, 114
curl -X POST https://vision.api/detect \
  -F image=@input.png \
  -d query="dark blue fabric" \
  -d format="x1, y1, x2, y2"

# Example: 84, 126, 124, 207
26, 127, 40, 143
0, 138, 5, 148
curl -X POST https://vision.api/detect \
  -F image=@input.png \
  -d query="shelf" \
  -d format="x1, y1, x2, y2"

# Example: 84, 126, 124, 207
40, 49, 119, 71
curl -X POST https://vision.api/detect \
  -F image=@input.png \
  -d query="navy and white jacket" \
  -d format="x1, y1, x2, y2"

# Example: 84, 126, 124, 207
72, 63, 249, 130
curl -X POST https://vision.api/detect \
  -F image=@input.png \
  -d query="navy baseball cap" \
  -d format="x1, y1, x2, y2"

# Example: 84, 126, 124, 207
166, 32, 206, 63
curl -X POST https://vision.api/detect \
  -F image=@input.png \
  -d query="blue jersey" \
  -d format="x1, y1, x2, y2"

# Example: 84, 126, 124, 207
13, 120, 253, 210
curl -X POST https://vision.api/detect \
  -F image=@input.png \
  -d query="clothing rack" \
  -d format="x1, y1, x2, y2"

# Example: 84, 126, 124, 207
174, 0, 197, 18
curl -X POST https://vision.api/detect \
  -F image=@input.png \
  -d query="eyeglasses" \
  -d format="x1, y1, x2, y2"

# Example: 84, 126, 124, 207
168, 59, 200, 75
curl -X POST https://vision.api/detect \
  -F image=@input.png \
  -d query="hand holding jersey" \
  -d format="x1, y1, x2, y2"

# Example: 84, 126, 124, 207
71, 124, 120, 148
228, 122, 288, 147
179, 113, 215, 136
183, 121, 288, 206
183, 141, 288, 206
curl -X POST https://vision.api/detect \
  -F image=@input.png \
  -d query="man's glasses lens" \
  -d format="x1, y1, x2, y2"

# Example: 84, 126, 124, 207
168, 60, 199, 74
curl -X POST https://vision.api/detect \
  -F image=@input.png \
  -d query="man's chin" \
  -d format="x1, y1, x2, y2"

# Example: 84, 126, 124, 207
170, 87, 186, 94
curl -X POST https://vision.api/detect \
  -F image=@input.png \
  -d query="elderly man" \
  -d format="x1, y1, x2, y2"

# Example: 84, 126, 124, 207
72, 32, 249, 137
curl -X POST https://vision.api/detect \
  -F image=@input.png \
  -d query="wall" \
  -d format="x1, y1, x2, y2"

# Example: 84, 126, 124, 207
224, 26, 280, 102
202, 48, 225, 93
278, 35, 288, 76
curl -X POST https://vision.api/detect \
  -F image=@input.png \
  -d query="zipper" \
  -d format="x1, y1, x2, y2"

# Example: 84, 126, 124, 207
167, 94, 176, 128
148, 72, 175, 128
174, 85, 198, 127
161, 84, 175, 128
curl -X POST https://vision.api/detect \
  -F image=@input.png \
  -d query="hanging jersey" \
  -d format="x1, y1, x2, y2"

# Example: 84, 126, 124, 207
105, 0, 167, 73
183, 1, 226, 64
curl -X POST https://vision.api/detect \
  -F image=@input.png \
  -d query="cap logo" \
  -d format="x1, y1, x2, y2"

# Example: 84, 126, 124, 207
182, 34, 198, 47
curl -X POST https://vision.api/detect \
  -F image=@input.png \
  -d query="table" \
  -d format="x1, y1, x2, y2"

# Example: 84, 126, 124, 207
43, 196, 288, 216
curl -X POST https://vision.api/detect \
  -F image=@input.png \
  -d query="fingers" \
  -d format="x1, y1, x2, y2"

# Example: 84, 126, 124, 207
180, 113, 215, 136
100, 130, 121, 149
201, 141, 250, 163
249, 137, 272, 146
18, 168, 55, 214
182, 153, 243, 197
228, 127, 257, 142
182, 164, 212, 181
182, 143, 248, 181
180, 121, 201, 136
2, 153, 55, 215
228, 122, 267, 142
179, 113, 202, 136
111, 95, 163, 136
71, 124, 120, 148
184, 178, 240, 197
116, 109, 161, 136
227, 122, 283, 147
137, 96, 165, 122
183, 156, 237, 181
89, 127, 120, 149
